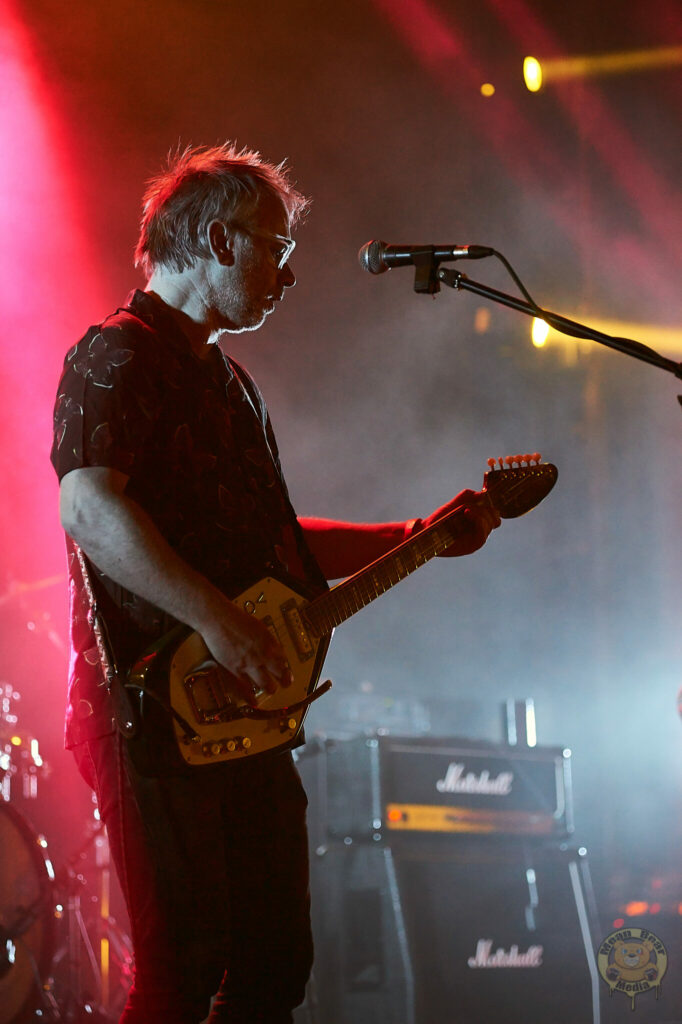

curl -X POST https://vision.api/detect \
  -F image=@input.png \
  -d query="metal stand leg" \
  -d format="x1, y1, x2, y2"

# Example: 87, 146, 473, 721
46, 820, 133, 1022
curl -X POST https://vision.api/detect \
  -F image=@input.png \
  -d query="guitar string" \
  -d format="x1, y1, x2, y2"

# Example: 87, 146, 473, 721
229, 495, 524, 641
227, 537, 451, 643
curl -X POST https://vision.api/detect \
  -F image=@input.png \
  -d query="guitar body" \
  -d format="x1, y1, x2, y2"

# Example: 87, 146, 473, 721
129, 576, 332, 768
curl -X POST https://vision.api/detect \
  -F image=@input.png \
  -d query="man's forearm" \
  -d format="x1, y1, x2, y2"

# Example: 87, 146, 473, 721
300, 487, 500, 579
298, 516, 410, 580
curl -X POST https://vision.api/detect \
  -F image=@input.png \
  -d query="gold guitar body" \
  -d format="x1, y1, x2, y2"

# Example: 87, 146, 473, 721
130, 576, 331, 766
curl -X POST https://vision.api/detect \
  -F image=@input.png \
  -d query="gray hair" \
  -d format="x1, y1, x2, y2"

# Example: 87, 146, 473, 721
134, 142, 309, 277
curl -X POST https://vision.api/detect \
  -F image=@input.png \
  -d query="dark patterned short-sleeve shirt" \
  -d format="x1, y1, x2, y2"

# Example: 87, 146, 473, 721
51, 290, 325, 748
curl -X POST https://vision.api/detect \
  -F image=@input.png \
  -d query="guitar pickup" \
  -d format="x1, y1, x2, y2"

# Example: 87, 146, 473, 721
261, 615, 282, 645
281, 599, 314, 662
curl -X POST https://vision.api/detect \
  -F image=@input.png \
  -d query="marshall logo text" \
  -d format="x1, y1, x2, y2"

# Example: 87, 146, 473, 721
436, 762, 514, 796
467, 940, 544, 968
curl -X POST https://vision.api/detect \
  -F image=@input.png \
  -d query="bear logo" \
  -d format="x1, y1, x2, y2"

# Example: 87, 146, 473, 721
597, 927, 667, 1010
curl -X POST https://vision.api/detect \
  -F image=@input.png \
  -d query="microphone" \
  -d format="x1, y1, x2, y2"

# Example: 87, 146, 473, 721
359, 239, 494, 275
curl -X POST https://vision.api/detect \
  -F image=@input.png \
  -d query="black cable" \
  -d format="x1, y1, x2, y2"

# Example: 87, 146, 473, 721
490, 249, 542, 313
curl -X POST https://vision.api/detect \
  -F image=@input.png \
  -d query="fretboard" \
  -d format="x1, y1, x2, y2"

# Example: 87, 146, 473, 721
302, 513, 469, 637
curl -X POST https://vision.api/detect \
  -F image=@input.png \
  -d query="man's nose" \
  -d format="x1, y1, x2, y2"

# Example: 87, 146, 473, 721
280, 263, 296, 288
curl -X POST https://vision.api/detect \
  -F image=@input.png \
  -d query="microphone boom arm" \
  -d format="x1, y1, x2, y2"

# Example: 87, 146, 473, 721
437, 266, 682, 382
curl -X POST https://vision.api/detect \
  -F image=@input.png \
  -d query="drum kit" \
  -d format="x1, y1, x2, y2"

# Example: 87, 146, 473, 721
1, 678, 133, 1022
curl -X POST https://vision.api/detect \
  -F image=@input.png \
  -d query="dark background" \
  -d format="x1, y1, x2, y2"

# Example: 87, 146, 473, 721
1, 0, 680, 986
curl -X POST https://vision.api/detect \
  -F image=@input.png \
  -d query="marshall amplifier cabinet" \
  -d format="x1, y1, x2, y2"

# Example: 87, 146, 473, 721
318, 734, 573, 841
295, 735, 599, 1024
391, 840, 601, 1024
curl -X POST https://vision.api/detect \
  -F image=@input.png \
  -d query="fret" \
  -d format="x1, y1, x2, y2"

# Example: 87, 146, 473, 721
302, 461, 560, 641
303, 515, 464, 637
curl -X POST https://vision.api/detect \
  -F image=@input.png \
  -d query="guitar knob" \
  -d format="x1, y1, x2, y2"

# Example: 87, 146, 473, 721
242, 736, 252, 750
226, 739, 237, 752
211, 742, 222, 756
288, 718, 297, 731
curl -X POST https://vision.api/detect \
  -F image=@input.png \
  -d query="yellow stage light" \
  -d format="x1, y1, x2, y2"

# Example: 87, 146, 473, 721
480, 82, 495, 97
101, 937, 110, 1006
531, 318, 549, 347
524, 45, 682, 91
523, 57, 542, 92
531, 317, 682, 359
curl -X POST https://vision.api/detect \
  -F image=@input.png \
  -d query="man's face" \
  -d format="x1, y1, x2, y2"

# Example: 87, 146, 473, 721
208, 195, 296, 333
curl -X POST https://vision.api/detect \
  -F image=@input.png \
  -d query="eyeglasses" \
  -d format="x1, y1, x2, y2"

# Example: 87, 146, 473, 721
235, 225, 296, 270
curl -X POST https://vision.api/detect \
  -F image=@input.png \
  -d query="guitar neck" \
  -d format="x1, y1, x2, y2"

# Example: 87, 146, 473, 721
303, 511, 470, 637
302, 459, 557, 638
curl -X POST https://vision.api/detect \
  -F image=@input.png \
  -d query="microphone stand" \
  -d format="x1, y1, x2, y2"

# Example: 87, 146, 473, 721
412, 254, 682, 404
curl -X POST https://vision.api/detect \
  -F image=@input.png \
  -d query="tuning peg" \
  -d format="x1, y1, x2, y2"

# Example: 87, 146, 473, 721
504, 455, 515, 468
531, 452, 541, 464
498, 457, 505, 469
487, 457, 497, 470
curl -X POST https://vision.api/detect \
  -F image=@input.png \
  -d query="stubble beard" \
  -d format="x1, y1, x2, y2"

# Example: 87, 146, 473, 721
206, 273, 269, 335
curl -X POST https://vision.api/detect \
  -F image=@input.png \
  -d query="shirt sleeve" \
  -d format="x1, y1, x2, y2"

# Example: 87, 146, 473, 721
51, 320, 162, 481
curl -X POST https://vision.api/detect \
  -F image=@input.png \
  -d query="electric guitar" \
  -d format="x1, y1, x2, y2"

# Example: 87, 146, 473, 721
128, 455, 557, 767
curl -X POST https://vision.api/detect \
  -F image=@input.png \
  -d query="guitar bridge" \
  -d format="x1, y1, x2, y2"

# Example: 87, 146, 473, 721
184, 665, 242, 724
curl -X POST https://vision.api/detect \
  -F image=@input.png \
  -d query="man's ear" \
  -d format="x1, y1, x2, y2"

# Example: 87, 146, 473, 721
207, 220, 235, 265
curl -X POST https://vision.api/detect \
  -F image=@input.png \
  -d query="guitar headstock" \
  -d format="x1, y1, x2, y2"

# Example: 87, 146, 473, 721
483, 453, 557, 519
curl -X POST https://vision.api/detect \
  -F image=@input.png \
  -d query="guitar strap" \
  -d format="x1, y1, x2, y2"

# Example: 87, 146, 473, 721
75, 544, 139, 739
75, 544, 201, 746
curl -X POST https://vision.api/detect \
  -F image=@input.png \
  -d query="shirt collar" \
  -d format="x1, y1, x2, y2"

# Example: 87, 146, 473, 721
124, 289, 236, 381
124, 289, 192, 352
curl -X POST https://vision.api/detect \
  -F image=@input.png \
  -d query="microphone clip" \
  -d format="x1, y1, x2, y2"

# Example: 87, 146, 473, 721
412, 248, 442, 295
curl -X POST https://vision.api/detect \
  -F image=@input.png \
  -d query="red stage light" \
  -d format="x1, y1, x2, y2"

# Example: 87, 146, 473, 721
0, 0, 106, 772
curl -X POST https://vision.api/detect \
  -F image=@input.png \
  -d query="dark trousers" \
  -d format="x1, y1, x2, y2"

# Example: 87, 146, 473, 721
74, 733, 313, 1024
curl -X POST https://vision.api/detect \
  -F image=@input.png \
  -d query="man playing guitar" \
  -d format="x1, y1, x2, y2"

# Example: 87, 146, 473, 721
51, 143, 499, 1024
